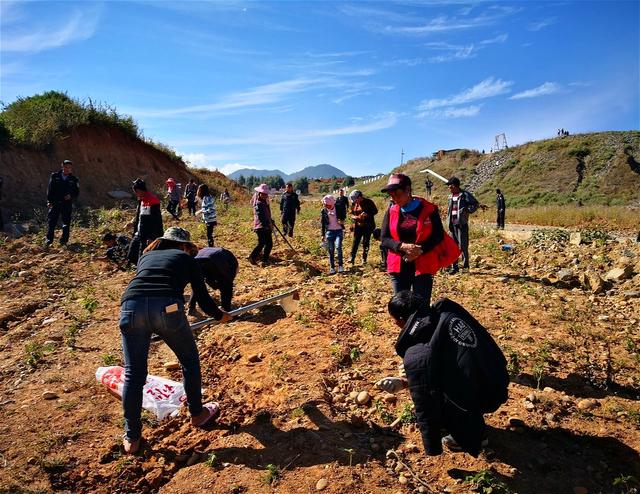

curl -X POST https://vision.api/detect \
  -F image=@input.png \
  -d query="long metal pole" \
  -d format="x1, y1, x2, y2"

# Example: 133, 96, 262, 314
272, 223, 295, 251
189, 288, 299, 331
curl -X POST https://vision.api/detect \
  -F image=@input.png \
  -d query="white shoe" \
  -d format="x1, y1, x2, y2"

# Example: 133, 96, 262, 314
338, 266, 344, 273
329, 267, 336, 275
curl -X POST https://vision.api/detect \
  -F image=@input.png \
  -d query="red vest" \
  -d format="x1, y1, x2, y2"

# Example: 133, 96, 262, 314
387, 198, 461, 275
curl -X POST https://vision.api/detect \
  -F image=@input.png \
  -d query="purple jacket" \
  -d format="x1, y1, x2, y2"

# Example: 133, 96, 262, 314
253, 200, 272, 230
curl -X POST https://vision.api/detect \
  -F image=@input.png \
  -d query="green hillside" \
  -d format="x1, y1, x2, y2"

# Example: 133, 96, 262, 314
359, 131, 640, 207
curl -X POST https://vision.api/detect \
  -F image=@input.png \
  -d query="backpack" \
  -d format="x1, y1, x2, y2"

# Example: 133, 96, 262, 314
433, 299, 509, 413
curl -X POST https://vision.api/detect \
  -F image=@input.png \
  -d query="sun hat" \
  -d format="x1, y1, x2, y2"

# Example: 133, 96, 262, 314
254, 183, 270, 194
322, 195, 336, 206
161, 226, 192, 243
349, 189, 363, 201
381, 173, 412, 193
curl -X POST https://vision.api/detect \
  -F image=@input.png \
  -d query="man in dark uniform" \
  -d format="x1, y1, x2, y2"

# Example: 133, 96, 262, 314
279, 182, 301, 237
46, 159, 79, 246
424, 179, 433, 197
496, 189, 506, 229
335, 188, 349, 223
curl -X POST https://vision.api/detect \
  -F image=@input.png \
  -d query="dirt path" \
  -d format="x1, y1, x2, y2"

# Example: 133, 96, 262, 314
0, 207, 638, 494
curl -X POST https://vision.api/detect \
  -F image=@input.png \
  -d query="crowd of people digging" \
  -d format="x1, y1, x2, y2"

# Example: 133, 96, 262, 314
39, 158, 515, 461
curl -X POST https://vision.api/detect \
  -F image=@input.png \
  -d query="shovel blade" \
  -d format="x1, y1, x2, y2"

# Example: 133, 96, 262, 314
278, 291, 300, 314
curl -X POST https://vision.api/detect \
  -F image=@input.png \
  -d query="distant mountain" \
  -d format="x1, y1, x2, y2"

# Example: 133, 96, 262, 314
228, 168, 287, 180
288, 164, 347, 180
228, 164, 347, 181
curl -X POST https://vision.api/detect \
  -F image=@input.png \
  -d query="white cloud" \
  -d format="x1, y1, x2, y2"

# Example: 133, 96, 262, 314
1, 7, 100, 53
480, 33, 508, 45
218, 163, 257, 175
130, 77, 334, 118
418, 77, 513, 110
510, 82, 561, 100
428, 44, 475, 63
418, 105, 481, 119
422, 33, 507, 64
528, 17, 557, 32
174, 113, 398, 147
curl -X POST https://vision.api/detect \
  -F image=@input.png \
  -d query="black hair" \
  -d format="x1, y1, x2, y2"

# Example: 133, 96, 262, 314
496, 189, 501, 194
132, 178, 147, 191
102, 232, 116, 242
388, 290, 426, 322
372, 228, 382, 241
196, 183, 211, 199
286, 182, 293, 187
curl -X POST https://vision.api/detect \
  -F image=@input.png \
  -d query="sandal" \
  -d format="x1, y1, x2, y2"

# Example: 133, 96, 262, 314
123, 435, 141, 455
191, 402, 220, 427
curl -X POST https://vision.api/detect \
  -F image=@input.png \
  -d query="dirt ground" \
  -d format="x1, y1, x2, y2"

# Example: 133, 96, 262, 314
0, 203, 638, 494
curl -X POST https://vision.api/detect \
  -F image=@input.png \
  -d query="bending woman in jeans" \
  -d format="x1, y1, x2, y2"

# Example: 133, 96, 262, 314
379, 174, 460, 306
119, 227, 232, 454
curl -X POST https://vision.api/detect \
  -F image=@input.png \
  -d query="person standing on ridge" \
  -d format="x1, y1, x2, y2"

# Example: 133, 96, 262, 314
184, 178, 198, 216
220, 188, 231, 210
496, 189, 506, 230
348, 190, 378, 265
424, 179, 433, 198
128, 179, 164, 265
279, 182, 301, 237
46, 159, 79, 247
446, 177, 479, 274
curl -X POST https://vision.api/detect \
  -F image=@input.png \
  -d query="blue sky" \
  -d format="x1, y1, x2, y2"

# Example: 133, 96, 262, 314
1, 1, 638, 177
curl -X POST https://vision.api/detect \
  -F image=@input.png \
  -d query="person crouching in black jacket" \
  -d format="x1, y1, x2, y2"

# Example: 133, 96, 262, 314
377, 290, 508, 456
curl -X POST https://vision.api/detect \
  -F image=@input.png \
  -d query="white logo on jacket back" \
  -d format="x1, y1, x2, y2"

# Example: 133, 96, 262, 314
448, 317, 477, 348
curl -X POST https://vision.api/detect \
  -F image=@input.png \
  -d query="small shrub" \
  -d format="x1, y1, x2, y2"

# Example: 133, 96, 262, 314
101, 352, 119, 366
262, 463, 281, 485
465, 470, 509, 493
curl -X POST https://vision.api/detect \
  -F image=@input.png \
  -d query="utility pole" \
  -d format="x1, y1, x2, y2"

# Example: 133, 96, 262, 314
400, 148, 405, 165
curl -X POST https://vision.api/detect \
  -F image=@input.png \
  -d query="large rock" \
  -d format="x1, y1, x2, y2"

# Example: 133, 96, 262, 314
580, 270, 605, 294
569, 232, 582, 245
556, 268, 575, 282
107, 190, 132, 200
605, 266, 633, 282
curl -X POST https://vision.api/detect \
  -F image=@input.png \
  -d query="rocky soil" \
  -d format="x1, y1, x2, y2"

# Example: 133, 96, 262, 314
0, 205, 638, 494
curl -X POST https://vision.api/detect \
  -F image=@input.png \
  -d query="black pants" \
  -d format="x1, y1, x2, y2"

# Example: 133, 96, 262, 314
167, 200, 179, 219
449, 223, 470, 269
281, 214, 296, 237
496, 210, 505, 229
250, 228, 272, 262
206, 222, 215, 247
351, 226, 373, 263
380, 245, 388, 269
46, 202, 72, 244
187, 200, 196, 216
390, 266, 433, 306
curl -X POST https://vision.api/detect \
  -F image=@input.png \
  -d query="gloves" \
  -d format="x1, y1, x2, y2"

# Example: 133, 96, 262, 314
375, 377, 408, 394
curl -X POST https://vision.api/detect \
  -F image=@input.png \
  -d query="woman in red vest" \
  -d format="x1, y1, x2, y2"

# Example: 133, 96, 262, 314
380, 174, 460, 304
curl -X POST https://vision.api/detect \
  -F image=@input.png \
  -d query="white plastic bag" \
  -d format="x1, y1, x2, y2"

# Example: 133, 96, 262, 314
96, 366, 187, 420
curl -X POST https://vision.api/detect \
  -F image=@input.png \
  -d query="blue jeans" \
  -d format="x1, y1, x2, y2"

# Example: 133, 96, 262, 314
326, 229, 344, 269
390, 267, 434, 306
119, 297, 203, 441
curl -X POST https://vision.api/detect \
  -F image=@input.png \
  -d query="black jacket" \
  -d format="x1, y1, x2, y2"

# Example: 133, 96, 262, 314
496, 193, 506, 211
335, 196, 349, 221
280, 191, 301, 217
396, 299, 508, 456
122, 249, 223, 319
351, 197, 378, 229
47, 171, 79, 205
195, 247, 238, 287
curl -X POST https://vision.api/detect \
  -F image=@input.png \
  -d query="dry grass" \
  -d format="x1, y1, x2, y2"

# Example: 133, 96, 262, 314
474, 205, 639, 230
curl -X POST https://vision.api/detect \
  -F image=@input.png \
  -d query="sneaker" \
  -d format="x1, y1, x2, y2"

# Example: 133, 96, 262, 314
123, 435, 141, 455
338, 266, 344, 273
192, 402, 220, 427
441, 434, 489, 452
44, 240, 53, 248
447, 267, 459, 275
247, 256, 258, 266
329, 267, 336, 275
